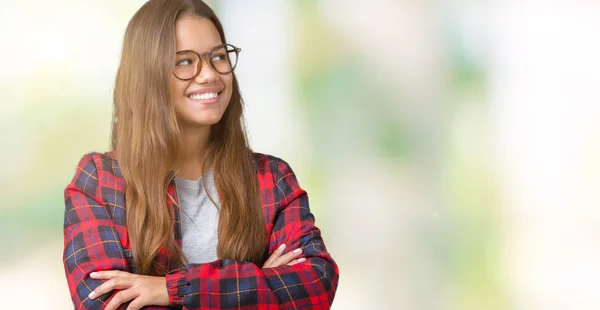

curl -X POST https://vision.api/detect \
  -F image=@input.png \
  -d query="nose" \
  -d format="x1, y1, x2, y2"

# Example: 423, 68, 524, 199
193, 56, 219, 84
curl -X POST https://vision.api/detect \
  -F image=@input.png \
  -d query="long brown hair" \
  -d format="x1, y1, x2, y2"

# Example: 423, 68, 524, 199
111, 0, 265, 275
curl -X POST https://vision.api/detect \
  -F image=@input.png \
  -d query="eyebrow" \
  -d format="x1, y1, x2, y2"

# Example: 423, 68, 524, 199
176, 43, 226, 54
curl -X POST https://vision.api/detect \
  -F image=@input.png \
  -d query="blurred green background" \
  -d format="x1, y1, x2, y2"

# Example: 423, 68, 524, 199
1, 1, 600, 309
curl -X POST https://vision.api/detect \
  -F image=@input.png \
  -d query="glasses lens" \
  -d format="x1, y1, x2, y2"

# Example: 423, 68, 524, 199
210, 44, 238, 74
174, 51, 200, 80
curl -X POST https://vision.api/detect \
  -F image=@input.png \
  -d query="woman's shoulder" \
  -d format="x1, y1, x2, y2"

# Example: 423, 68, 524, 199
65, 151, 128, 236
72, 151, 124, 181
251, 152, 305, 203
252, 152, 298, 182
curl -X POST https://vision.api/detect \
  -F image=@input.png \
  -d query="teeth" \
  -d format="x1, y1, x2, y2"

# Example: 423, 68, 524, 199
189, 92, 218, 100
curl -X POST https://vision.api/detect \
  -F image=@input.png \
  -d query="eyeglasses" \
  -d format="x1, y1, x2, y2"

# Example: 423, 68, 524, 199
173, 43, 241, 80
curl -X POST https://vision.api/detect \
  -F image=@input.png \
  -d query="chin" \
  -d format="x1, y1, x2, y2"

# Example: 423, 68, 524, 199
186, 114, 224, 127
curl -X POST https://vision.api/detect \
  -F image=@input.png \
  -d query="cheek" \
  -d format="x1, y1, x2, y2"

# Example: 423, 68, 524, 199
168, 78, 177, 100
169, 79, 186, 106
221, 76, 234, 102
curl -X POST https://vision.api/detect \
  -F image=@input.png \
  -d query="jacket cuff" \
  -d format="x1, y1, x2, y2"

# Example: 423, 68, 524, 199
165, 269, 186, 306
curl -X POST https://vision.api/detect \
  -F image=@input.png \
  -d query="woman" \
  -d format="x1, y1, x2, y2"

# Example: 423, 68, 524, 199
62, 0, 339, 309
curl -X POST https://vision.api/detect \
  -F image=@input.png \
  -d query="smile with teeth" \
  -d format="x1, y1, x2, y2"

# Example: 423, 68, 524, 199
188, 92, 219, 100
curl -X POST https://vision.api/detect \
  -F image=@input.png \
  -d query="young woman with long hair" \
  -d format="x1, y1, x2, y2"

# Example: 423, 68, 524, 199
62, 1, 339, 309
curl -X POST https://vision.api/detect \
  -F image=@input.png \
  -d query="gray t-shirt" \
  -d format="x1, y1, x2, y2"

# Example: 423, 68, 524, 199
174, 169, 220, 264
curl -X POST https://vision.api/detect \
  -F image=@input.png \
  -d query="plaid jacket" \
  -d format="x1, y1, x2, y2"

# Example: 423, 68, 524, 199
63, 152, 339, 309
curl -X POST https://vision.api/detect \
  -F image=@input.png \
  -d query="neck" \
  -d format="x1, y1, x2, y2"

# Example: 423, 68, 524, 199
176, 125, 211, 180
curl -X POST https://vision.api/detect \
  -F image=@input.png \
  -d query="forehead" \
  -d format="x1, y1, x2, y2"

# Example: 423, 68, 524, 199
174, 15, 222, 53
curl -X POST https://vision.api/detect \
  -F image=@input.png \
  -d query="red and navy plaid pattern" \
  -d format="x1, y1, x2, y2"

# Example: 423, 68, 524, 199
63, 152, 339, 309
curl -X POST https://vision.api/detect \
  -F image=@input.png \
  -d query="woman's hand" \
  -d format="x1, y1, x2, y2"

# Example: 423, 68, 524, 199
88, 270, 169, 310
87, 246, 303, 309
262, 244, 306, 268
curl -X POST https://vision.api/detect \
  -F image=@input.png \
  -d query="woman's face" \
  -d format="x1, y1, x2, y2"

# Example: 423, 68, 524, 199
169, 15, 233, 129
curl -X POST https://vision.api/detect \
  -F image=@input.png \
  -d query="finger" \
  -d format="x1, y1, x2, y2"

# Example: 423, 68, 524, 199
273, 248, 303, 266
104, 288, 139, 310
89, 277, 133, 299
90, 270, 133, 280
286, 257, 307, 266
262, 244, 286, 268
127, 295, 150, 310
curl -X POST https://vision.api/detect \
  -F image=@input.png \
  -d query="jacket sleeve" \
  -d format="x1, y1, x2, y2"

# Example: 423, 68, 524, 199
165, 158, 340, 309
62, 153, 171, 310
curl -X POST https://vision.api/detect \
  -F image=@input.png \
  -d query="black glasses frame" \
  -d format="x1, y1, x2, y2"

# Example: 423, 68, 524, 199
173, 43, 241, 80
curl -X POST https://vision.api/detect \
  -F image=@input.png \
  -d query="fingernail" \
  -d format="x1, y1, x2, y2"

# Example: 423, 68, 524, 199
293, 248, 302, 254
90, 272, 97, 278
88, 291, 95, 299
298, 258, 307, 263
278, 244, 286, 250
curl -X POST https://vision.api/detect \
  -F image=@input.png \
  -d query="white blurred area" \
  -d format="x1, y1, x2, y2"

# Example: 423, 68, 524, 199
491, 3, 600, 309
1, 0, 600, 309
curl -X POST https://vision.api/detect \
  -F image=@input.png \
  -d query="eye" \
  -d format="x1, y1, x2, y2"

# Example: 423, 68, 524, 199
212, 53, 227, 62
176, 59, 193, 66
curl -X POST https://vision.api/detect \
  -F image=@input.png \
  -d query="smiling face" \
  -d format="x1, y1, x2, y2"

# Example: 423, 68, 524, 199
169, 14, 233, 130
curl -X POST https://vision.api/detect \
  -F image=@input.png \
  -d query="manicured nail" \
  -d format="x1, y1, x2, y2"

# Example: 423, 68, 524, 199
297, 258, 307, 263
88, 291, 95, 299
278, 244, 286, 250
90, 272, 98, 278
293, 248, 302, 254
